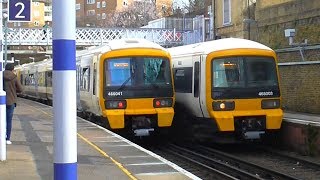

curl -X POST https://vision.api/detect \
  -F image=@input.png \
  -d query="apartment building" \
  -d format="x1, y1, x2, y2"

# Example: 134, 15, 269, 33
204, 0, 253, 40
7, 0, 52, 28
76, 0, 173, 27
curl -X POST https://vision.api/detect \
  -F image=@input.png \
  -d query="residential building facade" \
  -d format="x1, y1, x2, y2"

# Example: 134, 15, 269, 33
207, 0, 253, 40
8, 1, 51, 28
76, 0, 173, 27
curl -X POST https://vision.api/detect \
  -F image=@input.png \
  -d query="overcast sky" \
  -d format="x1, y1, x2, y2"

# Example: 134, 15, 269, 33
173, 0, 189, 9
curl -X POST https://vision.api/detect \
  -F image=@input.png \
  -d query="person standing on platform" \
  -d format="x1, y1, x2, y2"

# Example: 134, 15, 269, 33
3, 63, 23, 145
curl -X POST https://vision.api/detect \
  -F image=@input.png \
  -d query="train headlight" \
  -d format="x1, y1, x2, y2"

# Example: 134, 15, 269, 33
105, 100, 127, 109
153, 98, 173, 108
213, 101, 235, 111
261, 99, 280, 109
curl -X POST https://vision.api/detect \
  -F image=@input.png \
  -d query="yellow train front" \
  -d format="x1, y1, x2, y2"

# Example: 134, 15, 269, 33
169, 38, 283, 141
98, 39, 175, 136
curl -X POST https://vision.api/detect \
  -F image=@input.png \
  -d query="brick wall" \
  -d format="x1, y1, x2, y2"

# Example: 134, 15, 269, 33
255, 0, 320, 49
277, 49, 320, 113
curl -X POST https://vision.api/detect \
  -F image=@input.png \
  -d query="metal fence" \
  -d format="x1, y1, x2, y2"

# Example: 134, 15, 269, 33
4, 27, 200, 47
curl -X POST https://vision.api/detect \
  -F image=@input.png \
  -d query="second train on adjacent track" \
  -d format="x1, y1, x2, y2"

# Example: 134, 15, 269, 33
168, 38, 283, 141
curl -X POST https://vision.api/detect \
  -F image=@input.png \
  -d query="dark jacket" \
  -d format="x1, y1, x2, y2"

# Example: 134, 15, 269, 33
3, 70, 23, 105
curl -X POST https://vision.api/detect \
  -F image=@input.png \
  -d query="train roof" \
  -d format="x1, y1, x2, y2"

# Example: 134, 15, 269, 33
76, 38, 167, 57
168, 38, 273, 56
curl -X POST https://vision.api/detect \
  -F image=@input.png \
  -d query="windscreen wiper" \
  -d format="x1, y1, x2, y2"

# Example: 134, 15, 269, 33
117, 65, 135, 91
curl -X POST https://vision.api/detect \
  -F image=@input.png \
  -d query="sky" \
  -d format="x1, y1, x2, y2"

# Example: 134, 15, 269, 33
172, 0, 189, 9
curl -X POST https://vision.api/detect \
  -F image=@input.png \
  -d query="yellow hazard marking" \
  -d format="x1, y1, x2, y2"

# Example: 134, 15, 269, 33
22, 99, 137, 180
77, 133, 138, 180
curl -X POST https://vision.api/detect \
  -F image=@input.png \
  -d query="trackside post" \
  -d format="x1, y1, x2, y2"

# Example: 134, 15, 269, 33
0, 0, 7, 161
52, 0, 77, 179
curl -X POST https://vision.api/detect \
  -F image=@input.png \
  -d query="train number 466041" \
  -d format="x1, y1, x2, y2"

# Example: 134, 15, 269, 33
108, 92, 123, 96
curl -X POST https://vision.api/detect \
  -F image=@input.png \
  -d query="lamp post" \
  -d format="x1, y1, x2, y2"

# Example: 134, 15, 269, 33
243, 18, 258, 41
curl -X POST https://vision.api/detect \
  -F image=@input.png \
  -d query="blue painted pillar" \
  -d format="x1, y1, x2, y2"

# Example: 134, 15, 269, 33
0, 0, 7, 161
52, 0, 77, 179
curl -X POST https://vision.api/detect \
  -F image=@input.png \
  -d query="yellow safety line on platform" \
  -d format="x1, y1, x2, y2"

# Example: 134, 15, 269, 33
77, 133, 138, 180
23, 99, 136, 179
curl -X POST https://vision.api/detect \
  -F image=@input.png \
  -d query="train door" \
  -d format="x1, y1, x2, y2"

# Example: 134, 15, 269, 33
76, 62, 82, 111
35, 66, 39, 98
91, 56, 100, 115
193, 55, 204, 117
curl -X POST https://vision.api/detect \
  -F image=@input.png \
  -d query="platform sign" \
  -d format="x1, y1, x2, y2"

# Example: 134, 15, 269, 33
8, 0, 32, 22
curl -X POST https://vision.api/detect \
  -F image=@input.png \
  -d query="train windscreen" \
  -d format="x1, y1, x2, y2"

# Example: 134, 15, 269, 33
211, 56, 280, 99
104, 57, 173, 98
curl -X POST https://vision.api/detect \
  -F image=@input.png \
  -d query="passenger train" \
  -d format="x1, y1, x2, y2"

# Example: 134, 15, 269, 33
16, 38, 175, 136
168, 38, 283, 140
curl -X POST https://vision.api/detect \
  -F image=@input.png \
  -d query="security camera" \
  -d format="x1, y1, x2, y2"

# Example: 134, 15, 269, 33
284, 29, 295, 37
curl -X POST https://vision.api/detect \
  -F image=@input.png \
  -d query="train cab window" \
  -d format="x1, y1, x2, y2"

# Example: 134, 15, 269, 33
213, 58, 244, 88
104, 57, 172, 88
81, 67, 90, 92
144, 58, 171, 85
212, 56, 278, 89
105, 58, 131, 87
246, 59, 278, 87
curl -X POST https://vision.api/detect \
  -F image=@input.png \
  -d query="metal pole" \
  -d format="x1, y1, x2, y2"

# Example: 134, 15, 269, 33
4, 17, 7, 66
53, 0, 77, 179
0, 0, 7, 161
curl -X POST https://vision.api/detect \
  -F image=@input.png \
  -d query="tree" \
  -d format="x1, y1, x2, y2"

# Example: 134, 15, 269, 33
102, 1, 159, 28
172, 0, 205, 17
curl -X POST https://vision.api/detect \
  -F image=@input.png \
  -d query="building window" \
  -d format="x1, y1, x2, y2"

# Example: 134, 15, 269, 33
34, 2, 39, 6
34, 11, 39, 17
97, 2, 100, 8
97, 14, 101, 20
102, 1, 106, 7
87, 0, 95, 4
14, 22, 18, 27
102, 13, 106, 19
76, 4, 81, 10
34, 21, 39, 26
87, 10, 95, 16
123, 0, 128, 6
223, 0, 231, 25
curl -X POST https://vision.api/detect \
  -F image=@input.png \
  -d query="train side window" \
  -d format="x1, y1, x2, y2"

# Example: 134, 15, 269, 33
46, 71, 52, 87
81, 67, 90, 92
194, 62, 200, 97
93, 63, 96, 95
20, 74, 24, 85
27, 74, 35, 85
38, 72, 45, 87
173, 67, 192, 93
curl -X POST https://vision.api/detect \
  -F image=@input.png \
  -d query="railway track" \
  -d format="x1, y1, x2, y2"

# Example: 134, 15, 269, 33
147, 142, 306, 180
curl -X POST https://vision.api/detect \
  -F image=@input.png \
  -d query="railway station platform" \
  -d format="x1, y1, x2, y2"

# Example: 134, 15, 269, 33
0, 98, 199, 180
